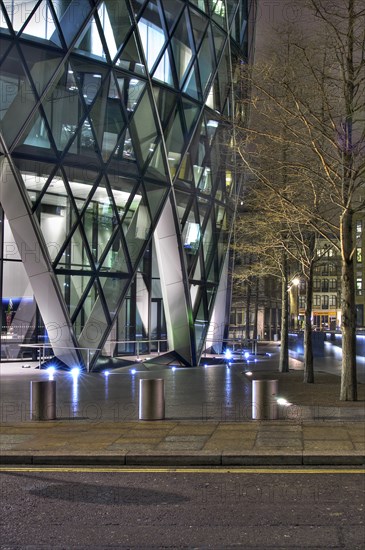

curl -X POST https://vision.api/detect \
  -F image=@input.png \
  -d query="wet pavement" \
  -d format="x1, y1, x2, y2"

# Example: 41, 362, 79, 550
0, 343, 364, 465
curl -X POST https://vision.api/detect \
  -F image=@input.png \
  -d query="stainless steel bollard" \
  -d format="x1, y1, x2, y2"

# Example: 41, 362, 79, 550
31, 380, 56, 420
139, 378, 165, 420
252, 379, 278, 420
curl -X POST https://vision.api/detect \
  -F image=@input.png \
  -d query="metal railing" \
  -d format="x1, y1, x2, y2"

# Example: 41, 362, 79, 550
18, 344, 100, 372
110, 339, 169, 359
203, 338, 259, 356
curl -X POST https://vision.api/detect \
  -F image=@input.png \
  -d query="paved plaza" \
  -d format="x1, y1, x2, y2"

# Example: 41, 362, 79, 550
0, 343, 364, 466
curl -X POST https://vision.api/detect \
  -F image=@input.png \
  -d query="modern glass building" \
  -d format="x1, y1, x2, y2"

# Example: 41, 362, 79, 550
0, 0, 256, 370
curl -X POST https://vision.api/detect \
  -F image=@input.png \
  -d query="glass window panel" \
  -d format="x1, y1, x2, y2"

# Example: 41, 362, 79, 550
46, 67, 78, 146
129, 90, 160, 163
117, 31, 146, 75
2, 0, 38, 33
161, 0, 184, 32
198, 167, 212, 194
74, 16, 106, 60
171, 9, 193, 85
174, 190, 191, 225
99, 230, 129, 274
182, 99, 200, 134
189, 1, 208, 14
138, 2, 166, 73
100, 276, 128, 317
165, 116, 184, 176
89, 76, 126, 161
0, 46, 37, 147
176, 153, 194, 184
73, 279, 104, 338
35, 174, 72, 262
123, 189, 151, 268
211, 0, 227, 30
211, 21, 226, 62
116, 75, 146, 114
152, 48, 174, 86
197, 27, 215, 94
183, 221, 200, 254
52, 0, 93, 48
22, 113, 51, 150
152, 87, 178, 127
217, 45, 231, 106
97, 0, 133, 60
188, 7, 209, 50
182, 61, 201, 100
20, 0, 59, 42
55, 226, 92, 270
144, 181, 169, 220
145, 142, 169, 181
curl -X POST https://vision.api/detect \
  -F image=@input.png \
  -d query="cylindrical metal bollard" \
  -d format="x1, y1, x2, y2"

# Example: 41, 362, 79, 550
139, 378, 165, 420
252, 379, 278, 420
31, 380, 56, 420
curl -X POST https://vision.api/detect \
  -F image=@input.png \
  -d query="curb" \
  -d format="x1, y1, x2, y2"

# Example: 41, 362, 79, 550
1, 451, 364, 466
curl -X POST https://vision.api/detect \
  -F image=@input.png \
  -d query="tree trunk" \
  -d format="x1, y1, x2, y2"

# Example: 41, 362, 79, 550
252, 277, 259, 340
303, 259, 314, 383
340, 209, 357, 400
279, 254, 289, 372
245, 280, 251, 341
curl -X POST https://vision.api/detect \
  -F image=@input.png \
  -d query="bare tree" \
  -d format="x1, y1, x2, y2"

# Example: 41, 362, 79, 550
236, 0, 365, 400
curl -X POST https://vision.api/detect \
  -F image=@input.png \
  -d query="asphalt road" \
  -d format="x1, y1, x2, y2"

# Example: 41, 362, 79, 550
1, 467, 364, 549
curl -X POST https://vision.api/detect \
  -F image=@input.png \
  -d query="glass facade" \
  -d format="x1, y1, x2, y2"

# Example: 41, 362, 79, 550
0, 0, 255, 369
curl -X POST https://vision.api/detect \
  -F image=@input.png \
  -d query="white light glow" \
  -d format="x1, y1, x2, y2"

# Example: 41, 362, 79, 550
71, 367, 80, 378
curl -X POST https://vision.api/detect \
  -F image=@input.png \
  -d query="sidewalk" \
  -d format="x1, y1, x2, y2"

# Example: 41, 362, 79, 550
1, 345, 364, 466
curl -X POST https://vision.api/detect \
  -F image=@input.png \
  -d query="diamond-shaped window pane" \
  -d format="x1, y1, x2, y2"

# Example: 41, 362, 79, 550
138, 2, 167, 73
97, 0, 133, 61
144, 142, 169, 181
55, 226, 93, 271
189, 7, 209, 50
42, 64, 84, 152
197, 28, 215, 94
2, 0, 38, 33
117, 31, 146, 75
144, 181, 169, 220
182, 61, 201, 100
20, 0, 62, 45
35, 176, 74, 261
74, 16, 106, 60
152, 48, 174, 86
0, 47, 37, 147
73, 279, 104, 338
89, 77, 126, 161
116, 75, 146, 115
129, 90, 160, 163
100, 276, 128, 318
171, 9, 193, 85
99, 230, 129, 274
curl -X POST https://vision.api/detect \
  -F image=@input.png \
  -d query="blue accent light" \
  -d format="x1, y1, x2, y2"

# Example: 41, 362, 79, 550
104, 370, 110, 377
130, 369, 136, 374
46, 366, 56, 375
225, 349, 232, 360
171, 366, 176, 371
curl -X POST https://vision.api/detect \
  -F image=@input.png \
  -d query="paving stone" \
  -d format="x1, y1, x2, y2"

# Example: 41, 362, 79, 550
255, 438, 303, 449
304, 441, 355, 451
